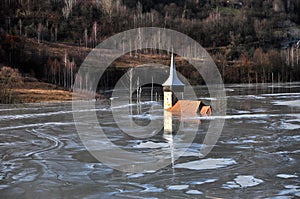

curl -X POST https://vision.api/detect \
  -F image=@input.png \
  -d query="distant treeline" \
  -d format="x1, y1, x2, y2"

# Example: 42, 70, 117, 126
0, 0, 300, 87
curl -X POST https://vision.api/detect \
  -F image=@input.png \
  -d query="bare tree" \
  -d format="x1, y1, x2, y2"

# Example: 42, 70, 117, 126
37, 22, 43, 43
54, 24, 58, 42
62, 0, 76, 19
54, 59, 60, 84
70, 58, 75, 89
84, 28, 88, 48
18, 19, 22, 36
100, 0, 113, 19
92, 21, 98, 47
64, 52, 68, 87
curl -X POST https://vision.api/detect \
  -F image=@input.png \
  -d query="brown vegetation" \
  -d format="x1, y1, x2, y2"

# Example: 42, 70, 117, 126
0, 66, 23, 104
0, 0, 299, 99
0, 66, 74, 104
12, 80, 73, 103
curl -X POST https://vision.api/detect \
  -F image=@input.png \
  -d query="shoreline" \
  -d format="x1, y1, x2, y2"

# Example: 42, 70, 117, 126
6, 78, 300, 105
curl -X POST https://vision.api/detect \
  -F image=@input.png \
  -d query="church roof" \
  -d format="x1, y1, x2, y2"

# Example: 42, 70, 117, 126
162, 53, 185, 87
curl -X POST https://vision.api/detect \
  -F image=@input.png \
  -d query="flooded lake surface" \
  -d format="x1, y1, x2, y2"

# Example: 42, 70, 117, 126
1, 82, 300, 198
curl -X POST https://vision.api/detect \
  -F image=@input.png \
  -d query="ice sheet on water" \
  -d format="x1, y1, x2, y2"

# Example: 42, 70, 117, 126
140, 184, 164, 193
234, 146, 253, 149
234, 175, 264, 188
167, 185, 189, 190
222, 139, 261, 145
133, 141, 169, 149
287, 113, 300, 121
273, 100, 300, 108
225, 88, 235, 92
184, 113, 300, 122
127, 173, 145, 179
228, 94, 266, 100
130, 113, 151, 120
198, 97, 217, 101
281, 135, 300, 142
189, 178, 218, 185
276, 174, 298, 179
228, 83, 260, 88
263, 93, 300, 97
222, 181, 240, 189
181, 151, 200, 157
265, 196, 293, 199
198, 114, 270, 120
186, 190, 203, 195
278, 187, 300, 196
111, 101, 161, 109
0, 173, 4, 181
279, 122, 300, 130
285, 185, 300, 189
251, 108, 268, 113
0, 185, 9, 190
237, 110, 251, 114
174, 158, 236, 170
130, 114, 163, 120
223, 175, 264, 189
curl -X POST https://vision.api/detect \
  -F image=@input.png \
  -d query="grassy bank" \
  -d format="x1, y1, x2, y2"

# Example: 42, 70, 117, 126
12, 80, 73, 103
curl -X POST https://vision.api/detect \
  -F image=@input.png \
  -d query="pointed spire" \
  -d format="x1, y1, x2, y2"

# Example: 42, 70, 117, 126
169, 51, 174, 79
162, 52, 185, 88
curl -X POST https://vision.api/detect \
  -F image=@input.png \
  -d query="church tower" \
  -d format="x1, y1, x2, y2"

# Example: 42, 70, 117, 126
162, 53, 185, 110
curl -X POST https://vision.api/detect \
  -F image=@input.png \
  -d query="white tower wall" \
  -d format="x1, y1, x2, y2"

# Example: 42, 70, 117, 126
164, 91, 173, 110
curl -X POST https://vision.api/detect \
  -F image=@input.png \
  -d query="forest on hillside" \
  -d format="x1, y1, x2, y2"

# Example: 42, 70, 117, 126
0, 0, 300, 89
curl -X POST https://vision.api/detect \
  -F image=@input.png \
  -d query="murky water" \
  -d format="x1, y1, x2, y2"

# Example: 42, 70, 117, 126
1, 83, 300, 198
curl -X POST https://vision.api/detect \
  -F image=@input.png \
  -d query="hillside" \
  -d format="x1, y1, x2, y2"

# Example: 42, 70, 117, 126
0, 0, 300, 94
